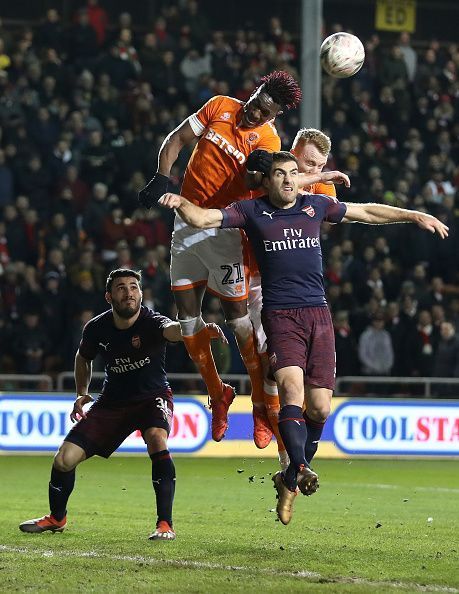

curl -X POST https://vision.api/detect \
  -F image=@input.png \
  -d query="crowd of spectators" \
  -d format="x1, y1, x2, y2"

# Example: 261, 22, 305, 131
0, 1, 458, 395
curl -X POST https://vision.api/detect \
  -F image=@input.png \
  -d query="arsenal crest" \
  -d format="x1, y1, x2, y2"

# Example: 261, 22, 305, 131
302, 205, 315, 217
131, 335, 141, 349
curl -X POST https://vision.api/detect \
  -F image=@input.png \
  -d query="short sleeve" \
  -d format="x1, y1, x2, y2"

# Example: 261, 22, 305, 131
147, 312, 174, 341
78, 320, 98, 360
220, 201, 249, 229
323, 197, 347, 223
189, 96, 225, 136
312, 182, 336, 198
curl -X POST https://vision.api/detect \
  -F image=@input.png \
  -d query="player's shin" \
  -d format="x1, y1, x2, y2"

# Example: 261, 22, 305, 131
278, 405, 308, 491
227, 314, 264, 404
150, 450, 176, 526
49, 465, 76, 521
303, 413, 325, 464
180, 317, 224, 400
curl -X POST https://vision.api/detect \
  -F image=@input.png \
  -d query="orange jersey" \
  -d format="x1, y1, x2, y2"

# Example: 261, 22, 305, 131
305, 182, 337, 198
246, 182, 337, 276
181, 95, 281, 208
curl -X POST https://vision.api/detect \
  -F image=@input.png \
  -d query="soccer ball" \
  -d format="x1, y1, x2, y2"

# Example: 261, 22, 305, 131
320, 32, 365, 78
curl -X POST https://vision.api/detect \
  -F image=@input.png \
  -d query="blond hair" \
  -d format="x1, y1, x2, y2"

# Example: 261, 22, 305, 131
291, 128, 331, 156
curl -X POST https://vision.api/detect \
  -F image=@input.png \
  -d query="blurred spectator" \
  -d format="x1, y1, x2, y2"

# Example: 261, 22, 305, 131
87, 0, 109, 47
398, 31, 417, 83
412, 309, 439, 377
12, 311, 50, 374
67, 8, 98, 69
0, 149, 14, 207
432, 321, 459, 395
334, 310, 359, 376
358, 312, 394, 376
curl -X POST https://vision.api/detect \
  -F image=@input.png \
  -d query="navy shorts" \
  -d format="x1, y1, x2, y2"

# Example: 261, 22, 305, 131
261, 306, 336, 390
64, 391, 173, 458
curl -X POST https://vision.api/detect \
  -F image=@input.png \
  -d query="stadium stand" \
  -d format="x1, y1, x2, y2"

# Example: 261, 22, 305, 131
0, 2, 458, 395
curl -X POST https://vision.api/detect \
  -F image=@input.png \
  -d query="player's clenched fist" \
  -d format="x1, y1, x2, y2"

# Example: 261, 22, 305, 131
138, 172, 170, 208
158, 193, 183, 209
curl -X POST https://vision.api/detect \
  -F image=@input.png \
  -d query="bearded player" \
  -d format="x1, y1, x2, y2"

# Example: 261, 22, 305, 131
19, 269, 226, 540
246, 128, 349, 468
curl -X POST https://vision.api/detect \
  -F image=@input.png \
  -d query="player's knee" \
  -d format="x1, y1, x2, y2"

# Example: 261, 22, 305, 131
226, 313, 252, 342
145, 427, 168, 452
307, 404, 331, 423
53, 443, 84, 472
278, 381, 303, 406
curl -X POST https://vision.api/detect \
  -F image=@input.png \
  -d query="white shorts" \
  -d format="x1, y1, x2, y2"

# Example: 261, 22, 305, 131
170, 214, 248, 301
247, 273, 267, 353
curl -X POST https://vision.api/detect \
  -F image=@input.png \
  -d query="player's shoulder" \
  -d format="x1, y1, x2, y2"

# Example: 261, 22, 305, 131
264, 120, 279, 137
140, 305, 173, 327
298, 192, 340, 214
84, 308, 112, 330
204, 95, 242, 113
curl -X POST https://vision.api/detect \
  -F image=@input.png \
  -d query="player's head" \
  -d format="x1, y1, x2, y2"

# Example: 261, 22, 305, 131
241, 71, 302, 129
291, 128, 331, 175
105, 268, 142, 319
263, 151, 299, 208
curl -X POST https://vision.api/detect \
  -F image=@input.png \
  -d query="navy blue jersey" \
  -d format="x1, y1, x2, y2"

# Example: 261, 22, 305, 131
220, 194, 347, 310
78, 305, 173, 402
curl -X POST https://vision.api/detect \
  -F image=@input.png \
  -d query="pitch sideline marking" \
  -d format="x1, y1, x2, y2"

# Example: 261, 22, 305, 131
1, 544, 458, 593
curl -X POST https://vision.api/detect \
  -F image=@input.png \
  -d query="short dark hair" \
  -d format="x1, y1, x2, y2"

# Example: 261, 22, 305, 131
259, 71, 302, 110
270, 151, 298, 172
105, 268, 142, 292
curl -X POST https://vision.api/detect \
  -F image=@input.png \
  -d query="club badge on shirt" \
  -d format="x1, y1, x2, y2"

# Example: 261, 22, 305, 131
131, 335, 141, 349
302, 205, 315, 217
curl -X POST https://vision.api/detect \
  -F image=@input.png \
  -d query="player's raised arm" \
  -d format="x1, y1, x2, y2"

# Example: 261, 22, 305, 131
297, 170, 351, 189
343, 203, 449, 238
138, 119, 197, 208
158, 193, 223, 229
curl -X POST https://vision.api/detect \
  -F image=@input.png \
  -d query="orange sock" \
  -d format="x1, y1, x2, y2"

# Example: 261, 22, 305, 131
238, 331, 265, 406
183, 327, 223, 400
263, 381, 285, 452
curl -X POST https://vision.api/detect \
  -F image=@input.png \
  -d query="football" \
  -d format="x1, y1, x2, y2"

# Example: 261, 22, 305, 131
320, 32, 365, 78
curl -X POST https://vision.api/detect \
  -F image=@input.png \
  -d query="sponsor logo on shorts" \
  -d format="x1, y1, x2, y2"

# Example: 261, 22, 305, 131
269, 352, 277, 366
131, 335, 141, 349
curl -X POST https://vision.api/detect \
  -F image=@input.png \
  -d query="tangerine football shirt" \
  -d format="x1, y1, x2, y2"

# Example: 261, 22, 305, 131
182, 95, 281, 208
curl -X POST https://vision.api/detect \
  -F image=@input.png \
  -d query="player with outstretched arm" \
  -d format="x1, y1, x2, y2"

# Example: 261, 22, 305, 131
158, 151, 448, 525
19, 268, 226, 540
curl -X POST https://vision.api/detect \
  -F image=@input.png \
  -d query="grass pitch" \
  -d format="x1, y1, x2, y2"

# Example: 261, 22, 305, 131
0, 456, 458, 593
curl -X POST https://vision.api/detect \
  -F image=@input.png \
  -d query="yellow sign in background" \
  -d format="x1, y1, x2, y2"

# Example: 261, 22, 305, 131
375, 0, 416, 33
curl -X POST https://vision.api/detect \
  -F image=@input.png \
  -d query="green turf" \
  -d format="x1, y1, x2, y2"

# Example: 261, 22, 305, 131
0, 456, 458, 593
